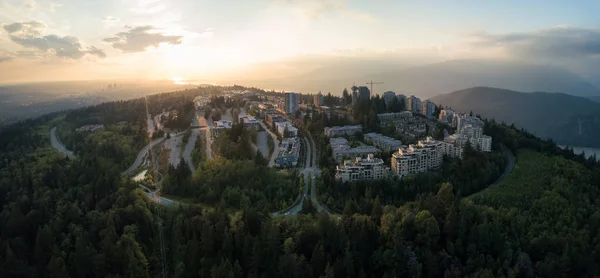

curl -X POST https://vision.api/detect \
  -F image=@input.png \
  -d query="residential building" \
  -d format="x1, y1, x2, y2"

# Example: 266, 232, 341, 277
391, 137, 444, 178
364, 132, 404, 152
284, 92, 299, 115
211, 120, 232, 139
313, 91, 323, 107
351, 85, 359, 105
238, 113, 260, 129
336, 154, 387, 182
406, 95, 421, 113
377, 111, 412, 126
358, 86, 371, 102
330, 137, 379, 163
275, 137, 301, 167
324, 125, 362, 137
420, 100, 436, 117
265, 112, 286, 126
275, 121, 298, 138
439, 109, 455, 123
383, 91, 396, 106
397, 94, 407, 110
443, 134, 469, 158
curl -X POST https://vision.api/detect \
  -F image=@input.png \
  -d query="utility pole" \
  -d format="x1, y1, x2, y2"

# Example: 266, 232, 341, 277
366, 80, 383, 96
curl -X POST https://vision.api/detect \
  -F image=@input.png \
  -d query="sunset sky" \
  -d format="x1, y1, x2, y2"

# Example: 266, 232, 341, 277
1, 0, 600, 84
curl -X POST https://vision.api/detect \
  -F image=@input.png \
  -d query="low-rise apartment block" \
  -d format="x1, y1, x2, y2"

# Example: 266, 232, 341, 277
275, 121, 298, 138
377, 111, 412, 126
324, 125, 362, 137
275, 137, 301, 167
238, 113, 260, 129
330, 137, 379, 163
364, 132, 404, 152
211, 120, 232, 139
336, 154, 387, 182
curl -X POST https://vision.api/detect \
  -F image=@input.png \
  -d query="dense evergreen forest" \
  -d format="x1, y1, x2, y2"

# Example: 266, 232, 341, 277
0, 87, 599, 277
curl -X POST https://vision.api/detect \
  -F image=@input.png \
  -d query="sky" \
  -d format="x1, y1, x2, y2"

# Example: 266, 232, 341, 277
1, 0, 600, 84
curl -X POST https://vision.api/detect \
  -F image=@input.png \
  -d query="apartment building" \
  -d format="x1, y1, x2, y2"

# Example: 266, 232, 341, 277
238, 113, 260, 129
284, 92, 299, 115
383, 91, 396, 106
377, 111, 412, 126
420, 100, 436, 117
364, 132, 404, 152
211, 120, 232, 139
324, 125, 362, 137
336, 154, 387, 182
391, 137, 444, 178
330, 137, 379, 163
275, 121, 298, 138
439, 109, 455, 123
406, 95, 421, 113
313, 91, 323, 107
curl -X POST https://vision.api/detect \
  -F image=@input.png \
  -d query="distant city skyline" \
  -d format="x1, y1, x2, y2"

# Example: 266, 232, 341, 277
1, 0, 600, 84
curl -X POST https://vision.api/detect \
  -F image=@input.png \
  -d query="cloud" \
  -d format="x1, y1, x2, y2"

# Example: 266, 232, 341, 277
3, 21, 45, 35
470, 27, 600, 59
102, 16, 120, 22
275, 0, 376, 22
49, 2, 64, 12
3, 21, 105, 60
0, 49, 13, 63
132, 0, 166, 14
103, 25, 183, 52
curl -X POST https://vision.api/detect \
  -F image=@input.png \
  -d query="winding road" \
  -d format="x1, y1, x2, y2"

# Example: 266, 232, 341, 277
121, 137, 165, 176
50, 127, 75, 157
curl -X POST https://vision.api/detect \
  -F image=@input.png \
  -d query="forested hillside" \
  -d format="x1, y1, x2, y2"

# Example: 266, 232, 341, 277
1, 87, 599, 277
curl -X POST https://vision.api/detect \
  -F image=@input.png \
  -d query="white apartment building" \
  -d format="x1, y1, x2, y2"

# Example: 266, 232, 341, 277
391, 137, 444, 178
364, 132, 404, 152
336, 154, 387, 182
275, 121, 298, 138
324, 125, 362, 137
330, 137, 379, 163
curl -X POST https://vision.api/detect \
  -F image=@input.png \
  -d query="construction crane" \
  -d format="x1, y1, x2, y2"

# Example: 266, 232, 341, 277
366, 80, 384, 95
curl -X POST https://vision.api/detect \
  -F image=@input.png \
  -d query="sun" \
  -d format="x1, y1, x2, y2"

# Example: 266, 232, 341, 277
170, 77, 185, 84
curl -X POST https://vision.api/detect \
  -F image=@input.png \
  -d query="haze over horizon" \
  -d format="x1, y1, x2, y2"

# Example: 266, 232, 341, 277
2, 0, 600, 93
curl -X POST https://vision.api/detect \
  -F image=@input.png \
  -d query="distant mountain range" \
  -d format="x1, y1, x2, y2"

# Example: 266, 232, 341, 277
431, 87, 600, 148
236, 59, 600, 99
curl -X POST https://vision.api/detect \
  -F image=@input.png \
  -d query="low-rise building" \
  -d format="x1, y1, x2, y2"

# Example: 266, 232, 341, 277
76, 124, 104, 132
211, 120, 232, 139
324, 125, 362, 137
391, 137, 444, 178
364, 132, 404, 152
336, 154, 387, 182
238, 113, 260, 129
330, 137, 379, 163
275, 137, 301, 167
275, 121, 298, 138
377, 111, 412, 126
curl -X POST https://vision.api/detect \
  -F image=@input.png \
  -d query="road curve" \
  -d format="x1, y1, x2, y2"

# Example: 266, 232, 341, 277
258, 120, 279, 167
465, 144, 516, 199
122, 137, 165, 176
50, 127, 75, 157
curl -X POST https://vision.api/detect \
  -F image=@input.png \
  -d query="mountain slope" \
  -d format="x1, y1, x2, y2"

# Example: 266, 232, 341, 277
431, 87, 600, 147
367, 60, 600, 98
234, 59, 600, 98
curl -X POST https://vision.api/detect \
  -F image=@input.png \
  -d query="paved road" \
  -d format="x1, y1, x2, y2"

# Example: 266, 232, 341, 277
182, 128, 200, 172
122, 137, 165, 176
138, 184, 176, 206
258, 120, 279, 167
50, 127, 75, 157
466, 144, 516, 198
273, 135, 331, 216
